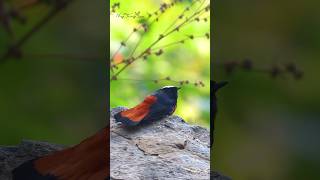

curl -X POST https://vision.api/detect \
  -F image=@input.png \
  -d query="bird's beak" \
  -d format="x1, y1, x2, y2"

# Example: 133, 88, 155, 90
213, 81, 228, 92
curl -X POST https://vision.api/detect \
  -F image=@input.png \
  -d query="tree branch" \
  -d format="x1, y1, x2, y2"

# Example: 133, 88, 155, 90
0, 0, 75, 63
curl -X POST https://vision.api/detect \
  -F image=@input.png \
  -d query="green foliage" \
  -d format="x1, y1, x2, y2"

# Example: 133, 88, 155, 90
110, 0, 210, 127
0, 0, 106, 145
213, 0, 320, 179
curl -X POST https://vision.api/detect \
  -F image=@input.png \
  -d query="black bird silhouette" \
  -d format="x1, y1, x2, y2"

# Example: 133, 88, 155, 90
211, 81, 228, 147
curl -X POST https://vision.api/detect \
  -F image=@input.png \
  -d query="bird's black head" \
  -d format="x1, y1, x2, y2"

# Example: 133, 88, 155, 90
155, 86, 180, 100
213, 81, 228, 93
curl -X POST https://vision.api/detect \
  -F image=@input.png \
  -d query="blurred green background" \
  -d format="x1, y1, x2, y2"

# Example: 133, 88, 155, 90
0, 0, 106, 145
110, 0, 210, 127
214, 0, 320, 179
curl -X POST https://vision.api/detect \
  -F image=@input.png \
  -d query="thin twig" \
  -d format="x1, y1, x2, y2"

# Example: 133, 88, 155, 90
111, 0, 180, 64
127, 5, 166, 58
214, 59, 304, 80
111, 3, 209, 80
110, 30, 135, 62
163, 0, 200, 34
112, 32, 207, 66
25, 53, 103, 61
151, 34, 208, 51
114, 77, 205, 87
0, 0, 75, 62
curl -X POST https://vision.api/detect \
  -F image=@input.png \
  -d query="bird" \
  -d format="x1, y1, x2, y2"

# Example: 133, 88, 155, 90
211, 81, 228, 147
114, 86, 180, 126
12, 126, 109, 180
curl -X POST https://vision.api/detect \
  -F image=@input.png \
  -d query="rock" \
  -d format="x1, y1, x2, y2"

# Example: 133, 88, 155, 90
0, 107, 231, 180
0, 140, 64, 180
111, 107, 224, 180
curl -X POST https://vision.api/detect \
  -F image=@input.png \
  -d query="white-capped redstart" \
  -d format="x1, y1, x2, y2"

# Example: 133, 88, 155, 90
114, 86, 180, 126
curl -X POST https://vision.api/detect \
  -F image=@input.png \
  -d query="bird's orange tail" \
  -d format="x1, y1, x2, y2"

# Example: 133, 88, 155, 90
13, 126, 109, 180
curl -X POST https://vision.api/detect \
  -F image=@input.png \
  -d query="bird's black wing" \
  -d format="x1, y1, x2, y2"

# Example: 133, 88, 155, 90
141, 101, 171, 123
